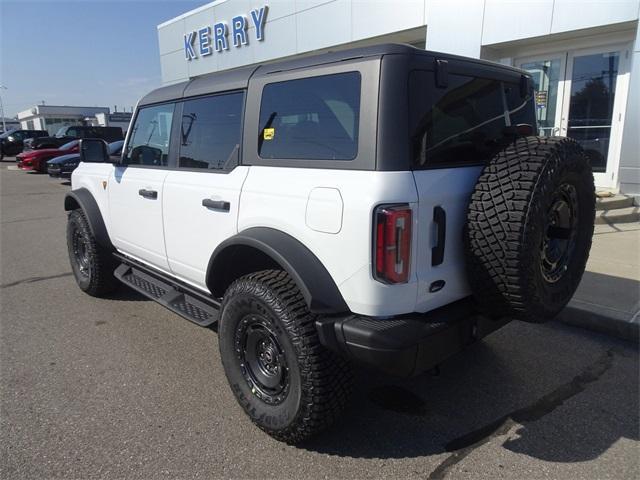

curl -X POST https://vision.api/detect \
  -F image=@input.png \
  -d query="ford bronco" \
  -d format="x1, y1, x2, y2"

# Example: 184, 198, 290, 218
65, 44, 595, 443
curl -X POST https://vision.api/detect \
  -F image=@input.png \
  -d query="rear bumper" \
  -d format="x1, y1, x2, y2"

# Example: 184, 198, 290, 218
316, 299, 509, 377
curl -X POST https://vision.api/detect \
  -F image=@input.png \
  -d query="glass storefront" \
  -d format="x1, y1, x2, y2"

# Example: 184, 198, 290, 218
566, 51, 619, 173
521, 58, 562, 137
518, 46, 628, 188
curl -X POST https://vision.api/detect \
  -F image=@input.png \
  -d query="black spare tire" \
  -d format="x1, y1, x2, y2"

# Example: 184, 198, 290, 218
465, 136, 595, 323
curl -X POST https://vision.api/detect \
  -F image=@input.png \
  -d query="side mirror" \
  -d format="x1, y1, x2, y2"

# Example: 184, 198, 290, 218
80, 138, 109, 163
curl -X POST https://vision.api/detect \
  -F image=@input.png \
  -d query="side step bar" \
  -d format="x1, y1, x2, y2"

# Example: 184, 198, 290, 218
113, 256, 220, 327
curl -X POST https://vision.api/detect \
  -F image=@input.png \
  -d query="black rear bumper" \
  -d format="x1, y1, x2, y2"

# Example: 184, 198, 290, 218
316, 299, 509, 377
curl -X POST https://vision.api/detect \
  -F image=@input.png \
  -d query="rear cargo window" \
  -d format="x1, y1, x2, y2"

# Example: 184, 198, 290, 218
258, 72, 361, 161
410, 71, 535, 168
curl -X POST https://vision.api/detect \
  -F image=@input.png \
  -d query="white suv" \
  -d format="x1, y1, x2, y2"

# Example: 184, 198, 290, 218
65, 44, 595, 443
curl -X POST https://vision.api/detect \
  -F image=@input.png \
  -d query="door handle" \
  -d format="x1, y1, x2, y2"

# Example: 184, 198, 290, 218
138, 189, 158, 199
202, 198, 230, 211
432, 206, 446, 266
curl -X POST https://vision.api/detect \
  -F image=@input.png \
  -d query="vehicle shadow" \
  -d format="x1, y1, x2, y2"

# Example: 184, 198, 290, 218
104, 286, 149, 302
302, 321, 639, 465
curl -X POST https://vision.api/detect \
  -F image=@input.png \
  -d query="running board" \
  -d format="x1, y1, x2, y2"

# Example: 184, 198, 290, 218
113, 261, 220, 327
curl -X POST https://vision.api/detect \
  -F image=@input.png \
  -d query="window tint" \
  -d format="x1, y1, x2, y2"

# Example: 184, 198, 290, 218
179, 92, 244, 170
410, 71, 535, 168
124, 103, 175, 166
258, 72, 361, 160
66, 127, 80, 137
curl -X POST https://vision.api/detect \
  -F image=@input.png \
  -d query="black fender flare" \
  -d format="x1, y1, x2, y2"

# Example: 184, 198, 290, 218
207, 227, 349, 314
64, 188, 114, 251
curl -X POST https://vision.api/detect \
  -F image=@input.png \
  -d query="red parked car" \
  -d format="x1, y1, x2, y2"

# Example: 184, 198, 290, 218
17, 140, 79, 173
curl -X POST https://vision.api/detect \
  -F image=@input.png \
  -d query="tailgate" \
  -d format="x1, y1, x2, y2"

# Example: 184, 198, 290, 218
412, 166, 482, 313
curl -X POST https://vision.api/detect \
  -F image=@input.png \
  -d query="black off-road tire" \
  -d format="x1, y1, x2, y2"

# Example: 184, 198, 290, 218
66, 209, 118, 297
219, 270, 352, 443
465, 136, 595, 323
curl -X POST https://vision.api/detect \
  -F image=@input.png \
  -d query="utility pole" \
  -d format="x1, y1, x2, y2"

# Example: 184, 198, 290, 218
0, 85, 7, 132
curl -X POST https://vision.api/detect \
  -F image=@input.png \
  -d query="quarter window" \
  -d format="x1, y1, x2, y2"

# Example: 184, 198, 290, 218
258, 72, 361, 160
124, 103, 175, 166
179, 92, 244, 170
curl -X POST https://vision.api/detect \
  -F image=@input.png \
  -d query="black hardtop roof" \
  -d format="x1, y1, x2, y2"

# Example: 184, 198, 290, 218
139, 43, 527, 106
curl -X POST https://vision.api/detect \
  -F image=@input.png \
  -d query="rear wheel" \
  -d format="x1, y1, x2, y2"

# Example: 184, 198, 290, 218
219, 270, 352, 443
465, 136, 595, 323
66, 209, 118, 297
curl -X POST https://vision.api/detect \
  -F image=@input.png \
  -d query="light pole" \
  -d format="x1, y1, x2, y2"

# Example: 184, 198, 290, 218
0, 85, 7, 132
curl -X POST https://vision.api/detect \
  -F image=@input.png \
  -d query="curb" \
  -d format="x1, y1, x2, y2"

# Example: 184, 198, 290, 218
557, 303, 639, 344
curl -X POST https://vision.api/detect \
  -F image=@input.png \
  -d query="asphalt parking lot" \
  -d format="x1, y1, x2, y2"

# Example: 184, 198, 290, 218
1, 161, 638, 479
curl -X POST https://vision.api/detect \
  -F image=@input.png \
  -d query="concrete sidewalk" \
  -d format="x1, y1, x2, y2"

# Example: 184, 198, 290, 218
558, 222, 640, 342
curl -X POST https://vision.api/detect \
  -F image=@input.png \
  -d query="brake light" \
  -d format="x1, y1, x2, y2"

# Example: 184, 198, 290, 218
374, 204, 412, 284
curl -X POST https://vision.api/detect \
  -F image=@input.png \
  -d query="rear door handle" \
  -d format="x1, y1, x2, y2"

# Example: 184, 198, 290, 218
138, 189, 158, 199
202, 198, 230, 211
432, 206, 446, 266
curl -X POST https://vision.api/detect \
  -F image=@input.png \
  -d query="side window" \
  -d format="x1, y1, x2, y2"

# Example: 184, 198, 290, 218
410, 71, 534, 168
179, 92, 244, 170
258, 72, 361, 160
505, 82, 536, 128
124, 103, 175, 166
66, 127, 79, 137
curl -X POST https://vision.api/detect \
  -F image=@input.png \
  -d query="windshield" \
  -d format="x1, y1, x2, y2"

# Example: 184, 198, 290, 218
55, 127, 68, 138
0, 129, 17, 139
59, 140, 79, 150
108, 140, 124, 155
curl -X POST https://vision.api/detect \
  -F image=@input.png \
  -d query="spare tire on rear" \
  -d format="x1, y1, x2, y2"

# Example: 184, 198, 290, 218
465, 136, 595, 323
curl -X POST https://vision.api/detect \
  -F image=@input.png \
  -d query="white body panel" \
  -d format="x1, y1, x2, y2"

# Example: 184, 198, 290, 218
108, 166, 170, 270
72, 159, 480, 318
412, 167, 483, 313
162, 167, 250, 288
70, 162, 114, 232
238, 166, 421, 317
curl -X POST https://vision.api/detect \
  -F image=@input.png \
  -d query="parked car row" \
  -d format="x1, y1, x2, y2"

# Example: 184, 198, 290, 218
0, 129, 48, 159
0, 125, 124, 160
10, 139, 123, 176
26, 125, 124, 150
48, 140, 124, 177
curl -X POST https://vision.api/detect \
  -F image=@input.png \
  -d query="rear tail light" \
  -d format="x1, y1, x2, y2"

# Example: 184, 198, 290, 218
373, 204, 412, 284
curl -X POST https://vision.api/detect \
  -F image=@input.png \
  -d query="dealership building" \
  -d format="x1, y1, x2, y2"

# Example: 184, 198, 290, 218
17, 105, 132, 135
157, 0, 640, 199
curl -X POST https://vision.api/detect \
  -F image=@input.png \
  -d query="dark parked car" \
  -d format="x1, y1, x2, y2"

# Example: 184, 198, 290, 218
30, 125, 123, 150
17, 140, 79, 173
47, 140, 124, 177
0, 129, 48, 159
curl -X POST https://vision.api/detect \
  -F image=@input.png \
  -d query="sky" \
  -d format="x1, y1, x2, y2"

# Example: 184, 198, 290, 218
0, 0, 209, 117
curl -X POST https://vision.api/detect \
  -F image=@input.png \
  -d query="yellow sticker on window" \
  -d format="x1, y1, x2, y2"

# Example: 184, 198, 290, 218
263, 128, 275, 140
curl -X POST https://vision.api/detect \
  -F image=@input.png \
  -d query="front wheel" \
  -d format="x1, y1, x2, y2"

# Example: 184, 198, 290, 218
219, 270, 352, 443
66, 209, 118, 297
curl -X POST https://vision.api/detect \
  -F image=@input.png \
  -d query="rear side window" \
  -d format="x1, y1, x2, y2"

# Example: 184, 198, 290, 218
124, 103, 175, 166
258, 72, 361, 160
179, 92, 244, 170
410, 71, 535, 168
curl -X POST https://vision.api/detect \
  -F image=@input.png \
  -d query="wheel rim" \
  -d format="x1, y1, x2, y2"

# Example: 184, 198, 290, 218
540, 183, 579, 283
234, 314, 289, 405
72, 227, 91, 278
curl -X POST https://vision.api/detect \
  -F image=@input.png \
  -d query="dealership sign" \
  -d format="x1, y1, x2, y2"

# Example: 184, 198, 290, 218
183, 5, 268, 61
